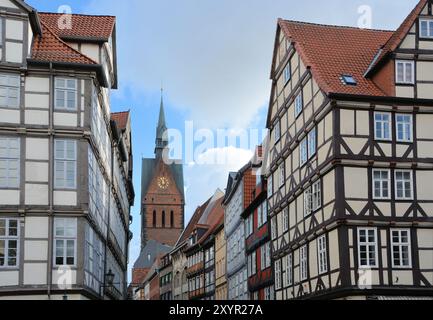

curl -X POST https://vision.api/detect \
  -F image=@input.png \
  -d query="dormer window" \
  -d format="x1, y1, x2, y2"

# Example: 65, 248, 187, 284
396, 60, 414, 84
341, 74, 357, 86
420, 19, 433, 38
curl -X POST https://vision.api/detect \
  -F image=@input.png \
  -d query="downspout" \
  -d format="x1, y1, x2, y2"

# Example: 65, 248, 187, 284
47, 62, 54, 299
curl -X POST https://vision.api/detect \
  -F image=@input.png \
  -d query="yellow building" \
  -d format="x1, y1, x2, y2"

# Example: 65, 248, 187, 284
214, 222, 227, 300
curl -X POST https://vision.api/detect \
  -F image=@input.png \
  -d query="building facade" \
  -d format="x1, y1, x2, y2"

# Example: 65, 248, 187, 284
159, 253, 173, 300
223, 165, 256, 300
242, 164, 274, 300
214, 221, 227, 300
266, 0, 433, 300
0, 1, 134, 300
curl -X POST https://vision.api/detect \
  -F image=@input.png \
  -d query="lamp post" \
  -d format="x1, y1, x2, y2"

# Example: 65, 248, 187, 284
100, 269, 115, 300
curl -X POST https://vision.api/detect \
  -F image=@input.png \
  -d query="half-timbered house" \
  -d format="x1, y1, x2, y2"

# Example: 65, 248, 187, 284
266, 0, 433, 300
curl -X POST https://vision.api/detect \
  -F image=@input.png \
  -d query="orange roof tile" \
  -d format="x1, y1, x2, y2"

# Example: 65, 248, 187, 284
111, 111, 130, 131
31, 21, 97, 65
279, 20, 393, 96
38, 13, 115, 41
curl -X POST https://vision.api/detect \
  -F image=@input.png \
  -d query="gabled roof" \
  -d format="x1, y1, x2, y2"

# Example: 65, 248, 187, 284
111, 111, 130, 131
38, 12, 116, 41
31, 21, 97, 65
278, 20, 393, 97
365, 0, 428, 76
133, 239, 172, 269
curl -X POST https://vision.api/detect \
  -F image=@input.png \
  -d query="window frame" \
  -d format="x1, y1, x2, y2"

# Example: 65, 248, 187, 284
54, 77, 78, 111
300, 245, 308, 281
395, 60, 415, 85
419, 19, 433, 39
395, 114, 413, 143
274, 259, 282, 290
308, 127, 317, 159
299, 137, 308, 167
54, 139, 77, 190
394, 170, 413, 200
274, 121, 281, 144
372, 169, 391, 200
317, 235, 328, 275
0, 218, 19, 269
54, 218, 77, 267
374, 112, 392, 141
283, 64, 291, 85
279, 163, 285, 188
282, 208, 289, 233
357, 227, 378, 269
0, 136, 20, 189
0, 73, 20, 109
294, 92, 303, 118
390, 229, 412, 269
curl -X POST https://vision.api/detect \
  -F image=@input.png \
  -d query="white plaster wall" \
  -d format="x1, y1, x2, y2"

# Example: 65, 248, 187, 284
25, 162, 48, 183
54, 191, 77, 206
0, 109, 20, 123
25, 184, 48, 205
25, 93, 49, 109
25, 110, 49, 125
0, 190, 19, 205
81, 43, 100, 63
52, 270, 77, 286
25, 77, 50, 92
24, 240, 48, 261
0, 0, 19, 9
23, 263, 47, 285
5, 42, 22, 63
24, 217, 49, 239
0, 271, 19, 286
6, 19, 23, 40
53, 113, 77, 127
26, 138, 48, 160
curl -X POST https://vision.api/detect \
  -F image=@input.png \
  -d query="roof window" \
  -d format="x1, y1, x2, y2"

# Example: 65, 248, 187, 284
341, 74, 357, 86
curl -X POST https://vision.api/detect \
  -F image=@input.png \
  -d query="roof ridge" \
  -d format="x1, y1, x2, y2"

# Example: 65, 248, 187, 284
39, 12, 116, 18
280, 18, 394, 33
39, 20, 98, 65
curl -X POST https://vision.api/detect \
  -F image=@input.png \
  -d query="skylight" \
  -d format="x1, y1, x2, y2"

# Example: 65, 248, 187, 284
341, 74, 357, 86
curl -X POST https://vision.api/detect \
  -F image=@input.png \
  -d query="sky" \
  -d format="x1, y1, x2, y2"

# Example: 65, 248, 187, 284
27, 0, 419, 281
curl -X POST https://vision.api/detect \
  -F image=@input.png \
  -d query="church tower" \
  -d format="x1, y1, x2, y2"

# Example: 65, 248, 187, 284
140, 93, 185, 249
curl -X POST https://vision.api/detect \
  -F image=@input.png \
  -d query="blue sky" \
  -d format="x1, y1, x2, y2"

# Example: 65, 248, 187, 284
27, 0, 419, 280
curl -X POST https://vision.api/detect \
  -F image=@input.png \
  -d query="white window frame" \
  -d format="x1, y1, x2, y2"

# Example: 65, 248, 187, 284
54, 218, 77, 267
300, 245, 308, 281
275, 259, 282, 289
419, 19, 433, 39
0, 74, 20, 109
286, 253, 292, 286
274, 121, 281, 144
312, 180, 322, 212
372, 169, 391, 200
54, 140, 77, 189
391, 229, 412, 269
0, 137, 20, 188
308, 128, 317, 159
357, 227, 378, 268
300, 137, 308, 167
374, 112, 392, 141
54, 77, 78, 111
317, 235, 328, 275
262, 201, 268, 225
267, 174, 273, 199
294, 92, 303, 118
283, 64, 291, 84
395, 60, 415, 85
257, 204, 263, 228
304, 187, 313, 217
395, 114, 413, 143
0, 218, 19, 268
279, 164, 285, 188
271, 216, 277, 240
394, 170, 413, 200
283, 208, 289, 232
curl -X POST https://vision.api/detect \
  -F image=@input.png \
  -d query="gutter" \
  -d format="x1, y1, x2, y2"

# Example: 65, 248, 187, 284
328, 92, 433, 105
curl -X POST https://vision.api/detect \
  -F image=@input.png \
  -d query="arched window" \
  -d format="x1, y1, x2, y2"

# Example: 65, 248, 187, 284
153, 210, 156, 227
170, 211, 174, 228
162, 211, 166, 227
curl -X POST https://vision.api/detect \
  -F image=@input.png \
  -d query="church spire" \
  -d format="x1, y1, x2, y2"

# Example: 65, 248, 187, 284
155, 87, 168, 157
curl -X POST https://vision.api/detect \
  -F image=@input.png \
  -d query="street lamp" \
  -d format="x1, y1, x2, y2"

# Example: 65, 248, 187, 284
106, 269, 115, 287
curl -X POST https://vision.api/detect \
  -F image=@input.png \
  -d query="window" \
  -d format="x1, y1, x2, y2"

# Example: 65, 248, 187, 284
318, 235, 328, 274
283, 64, 291, 84
271, 216, 277, 240
257, 204, 262, 228
300, 245, 308, 281
396, 114, 413, 142
312, 180, 322, 211
153, 210, 156, 227
275, 259, 282, 289
294, 93, 303, 118
358, 228, 378, 268
267, 174, 273, 199
274, 121, 281, 144
420, 19, 433, 38
279, 164, 285, 188
170, 211, 174, 228
300, 137, 308, 166
260, 243, 271, 271
54, 140, 77, 189
304, 187, 313, 217
162, 211, 165, 227
373, 169, 391, 200
0, 137, 20, 188
262, 201, 268, 225
0, 218, 19, 268
286, 253, 293, 286
395, 60, 414, 84
54, 218, 77, 266
391, 229, 412, 268
251, 251, 256, 275
375, 112, 392, 141
308, 128, 317, 159
341, 74, 357, 86
55, 78, 77, 110
0, 74, 20, 108
264, 286, 274, 300
283, 208, 289, 232
395, 170, 413, 200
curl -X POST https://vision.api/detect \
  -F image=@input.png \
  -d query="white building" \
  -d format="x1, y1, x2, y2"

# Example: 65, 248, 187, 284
0, 0, 134, 300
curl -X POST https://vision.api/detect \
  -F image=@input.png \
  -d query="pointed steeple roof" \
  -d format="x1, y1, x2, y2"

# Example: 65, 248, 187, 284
155, 88, 168, 156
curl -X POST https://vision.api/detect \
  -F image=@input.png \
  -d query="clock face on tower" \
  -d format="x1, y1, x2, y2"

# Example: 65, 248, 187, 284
158, 177, 169, 190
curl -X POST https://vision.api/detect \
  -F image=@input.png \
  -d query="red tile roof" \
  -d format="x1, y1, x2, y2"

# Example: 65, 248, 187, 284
279, 20, 393, 96
38, 13, 116, 41
31, 21, 97, 65
366, 0, 428, 76
111, 111, 130, 130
